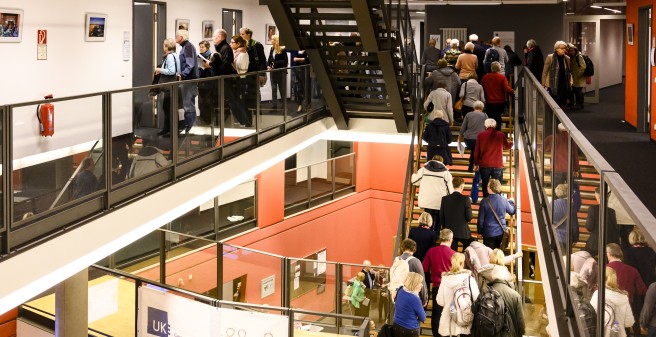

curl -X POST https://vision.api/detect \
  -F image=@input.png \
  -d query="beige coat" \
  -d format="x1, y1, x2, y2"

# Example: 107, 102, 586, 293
541, 53, 572, 88
455, 53, 478, 80
570, 53, 587, 87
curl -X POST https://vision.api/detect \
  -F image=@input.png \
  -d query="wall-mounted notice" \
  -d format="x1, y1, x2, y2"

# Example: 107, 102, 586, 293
261, 275, 275, 299
317, 249, 327, 275
493, 31, 515, 53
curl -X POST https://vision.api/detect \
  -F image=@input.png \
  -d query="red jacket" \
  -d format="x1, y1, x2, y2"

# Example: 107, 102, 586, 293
474, 128, 513, 168
543, 130, 580, 173
422, 245, 455, 287
608, 260, 647, 304
481, 72, 514, 104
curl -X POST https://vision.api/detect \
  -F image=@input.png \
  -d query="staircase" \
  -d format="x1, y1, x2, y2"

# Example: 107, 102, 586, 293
266, 0, 417, 132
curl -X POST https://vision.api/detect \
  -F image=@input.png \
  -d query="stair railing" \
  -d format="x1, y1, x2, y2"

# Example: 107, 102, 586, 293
49, 140, 103, 210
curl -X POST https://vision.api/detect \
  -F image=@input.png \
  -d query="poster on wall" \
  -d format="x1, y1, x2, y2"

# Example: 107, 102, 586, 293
85, 13, 107, 42
493, 31, 515, 53
261, 275, 275, 298
317, 249, 327, 275
216, 308, 289, 337
138, 286, 220, 337
429, 34, 441, 50
0, 8, 23, 42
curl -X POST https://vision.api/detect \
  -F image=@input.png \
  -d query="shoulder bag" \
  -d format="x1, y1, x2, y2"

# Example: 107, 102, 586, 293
454, 82, 467, 113
486, 197, 510, 250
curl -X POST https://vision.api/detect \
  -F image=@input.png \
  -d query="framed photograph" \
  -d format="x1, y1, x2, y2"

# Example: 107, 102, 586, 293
176, 18, 190, 31
627, 23, 634, 46
265, 24, 277, 45
202, 20, 214, 40
0, 8, 24, 42
85, 13, 107, 42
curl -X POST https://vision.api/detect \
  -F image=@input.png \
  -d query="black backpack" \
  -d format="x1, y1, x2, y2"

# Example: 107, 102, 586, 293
483, 48, 500, 73
473, 281, 510, 337
577, 300, 597, 337
577, 54, 595, 77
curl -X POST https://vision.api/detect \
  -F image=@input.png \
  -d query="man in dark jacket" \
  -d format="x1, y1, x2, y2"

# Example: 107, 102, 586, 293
210, 29, 237, 76
440, 176, 474, 252
584, 187, 619, 256
240, 27, 267, 119
175, 29, 198, 133
469, 34, 489, 83
525, 39, 544, 81
421, 38, 442, 73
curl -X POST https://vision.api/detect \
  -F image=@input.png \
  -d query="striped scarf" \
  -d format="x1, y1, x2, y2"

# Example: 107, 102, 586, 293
549, 53, 571, 98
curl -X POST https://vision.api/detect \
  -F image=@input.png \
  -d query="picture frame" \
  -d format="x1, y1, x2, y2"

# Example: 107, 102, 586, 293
265, 24, 277, 45
176, 18, 190, 32
627, 23, 634, 46
261, 275, 275, 299
0, 8, 24, 43
202, 20, 214, 40
85, 13, 107, 42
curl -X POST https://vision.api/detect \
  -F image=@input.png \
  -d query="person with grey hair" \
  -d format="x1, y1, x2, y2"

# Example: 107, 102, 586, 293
444, 39, 461, 68
424, 81, 454, 125
552, 182, 581, 249
486, 36, 509, 74
458, 100, 487, 173
458, 72, 485, 118
473, 118, 513, 199
542, 40, 572, 108
481, 61, 514, 130
175, 29, 199, 133
421, 38, 442, 73
525, 39, 544, 81
422, 109, 453, 165
155, 38, 181, 137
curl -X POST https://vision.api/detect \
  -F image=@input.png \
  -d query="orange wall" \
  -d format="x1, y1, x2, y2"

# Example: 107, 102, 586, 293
0, 308, 17, 337
626, 1, 656, 140
257, 161, 285, 228
519, 155, 536, 247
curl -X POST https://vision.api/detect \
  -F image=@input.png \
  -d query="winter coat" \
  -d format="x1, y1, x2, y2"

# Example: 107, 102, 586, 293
570, 52, 587, 87
459, 79, 485, 109
641, 282, 656, 328
590, 287, 635, 337
424, 88, 454, 124
422, 117, 453, 165
476, 264, 514, 292
485, 279, 525, 337
436, 270, 480, 336
477, 194, 516, 238
525, 46, 544, 81
464, 241, 516, 279
425, 67, 461, 100
456, 52, 478, 80
411, 160, 454, 210
571, 250, 598, 295
350, 280, 366, 308
129, 146, 170, 178
440, 191, 473, 239
233, 47, 249, 75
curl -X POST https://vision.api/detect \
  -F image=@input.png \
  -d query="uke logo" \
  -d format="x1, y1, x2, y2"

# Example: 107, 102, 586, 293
147, 307, 170, 337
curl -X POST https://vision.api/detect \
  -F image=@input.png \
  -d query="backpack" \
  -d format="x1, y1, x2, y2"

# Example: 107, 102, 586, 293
577, 54, 595, 77
450, 276, 474, 327
388, 256, 415, 302
483, 48, 500, 73
576, 300, 597, 337
473, 281, 509, 336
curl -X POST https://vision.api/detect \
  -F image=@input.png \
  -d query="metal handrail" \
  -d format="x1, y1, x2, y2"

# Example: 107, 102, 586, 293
49, 140, 102, 209
283, 152, 355, 173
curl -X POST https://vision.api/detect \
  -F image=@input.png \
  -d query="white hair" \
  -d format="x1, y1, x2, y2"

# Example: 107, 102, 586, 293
432, 109, 445, 120
363, 260, 371, 266
558, 123, 567, 132
469, 34, 479, 42
176, 29, 189, 41
484, 118, 497, 128
450, 39, 460, 48
473, 100, 485, 111
554, 40, 568, 51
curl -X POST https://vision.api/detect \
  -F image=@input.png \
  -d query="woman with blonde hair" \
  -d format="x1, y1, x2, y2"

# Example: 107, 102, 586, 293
436, 253, 479, 336
393, 272, 426, 337
350, 272, 368, 324
267, 34, 288, 110
590, 267, 634, 337
477, 248, 515, 291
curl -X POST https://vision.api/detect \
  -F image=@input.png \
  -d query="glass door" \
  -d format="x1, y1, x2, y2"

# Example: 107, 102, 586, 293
566, 17, 600, 103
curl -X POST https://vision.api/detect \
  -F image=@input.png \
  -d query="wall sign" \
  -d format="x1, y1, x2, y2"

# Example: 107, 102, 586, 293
37, 30, 47, 60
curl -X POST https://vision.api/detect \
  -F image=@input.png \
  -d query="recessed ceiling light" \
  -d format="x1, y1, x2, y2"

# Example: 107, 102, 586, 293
590, 5, 602, 8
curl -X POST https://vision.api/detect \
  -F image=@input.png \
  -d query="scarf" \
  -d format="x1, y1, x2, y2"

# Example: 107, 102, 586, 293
549, 53, 571, 97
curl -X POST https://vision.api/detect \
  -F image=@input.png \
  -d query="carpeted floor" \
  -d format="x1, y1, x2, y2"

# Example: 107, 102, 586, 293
566, 83, 656, 215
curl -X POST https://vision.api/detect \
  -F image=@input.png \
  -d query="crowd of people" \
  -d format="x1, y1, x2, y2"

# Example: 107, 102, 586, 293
152, 27, 311, 134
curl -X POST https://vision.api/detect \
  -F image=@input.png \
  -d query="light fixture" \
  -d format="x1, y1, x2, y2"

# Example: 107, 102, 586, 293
590, 5, 602, 8
448, 1, 501, 4
591, 1, 626, 6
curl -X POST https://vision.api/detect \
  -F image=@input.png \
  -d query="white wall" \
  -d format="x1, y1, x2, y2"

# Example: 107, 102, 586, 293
598, 19, 624, 89
2, 0, 277, 161
296, 139, 328, 182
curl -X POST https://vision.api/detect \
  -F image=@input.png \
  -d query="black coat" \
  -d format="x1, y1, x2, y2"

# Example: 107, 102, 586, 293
526, 46, 544, 81
408, 226, 437, 261
440, 192, 473, 239
584, 204, 619, 254
422, 118, 453, 165
246, 39, 267, 72
213, 40, 237, 76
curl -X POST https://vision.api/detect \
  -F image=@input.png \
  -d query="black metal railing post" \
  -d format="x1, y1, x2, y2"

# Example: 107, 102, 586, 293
102, 92, 112, 211
1, 105, 11, 255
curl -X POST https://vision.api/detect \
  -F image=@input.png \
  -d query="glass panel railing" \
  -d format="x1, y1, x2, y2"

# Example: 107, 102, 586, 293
163, 231, 218, 295
289, 259, 338, 315
111, 229, 162, 279
333, 153, 355, 192
176, 77, 219, 161
222, 244, 284, 306
217, 179, 257, 232
11, 95, 105, 223
522, 280, 548, 336
339, 262, 391, 329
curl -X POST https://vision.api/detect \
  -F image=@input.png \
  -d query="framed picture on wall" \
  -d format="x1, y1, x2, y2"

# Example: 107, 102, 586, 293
265, 23, 277, 45
176, 18, 190, 31
0, 8, 23, 42
627, 23, 634, 46
202, 20, 214, 40
85, 13, 107, 42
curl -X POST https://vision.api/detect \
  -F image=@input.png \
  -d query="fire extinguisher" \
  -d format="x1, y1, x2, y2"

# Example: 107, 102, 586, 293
36, 94, 54, 137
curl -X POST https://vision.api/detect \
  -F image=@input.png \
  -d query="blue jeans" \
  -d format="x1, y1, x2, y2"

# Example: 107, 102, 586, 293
479, 167, 503, 198
181, 82, 197, 129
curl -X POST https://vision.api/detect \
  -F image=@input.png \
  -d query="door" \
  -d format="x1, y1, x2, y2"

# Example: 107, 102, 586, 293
222, 9, 243, 38
565, 17, 600, 103
637, 6, 653, 133
133, 1, 166, 128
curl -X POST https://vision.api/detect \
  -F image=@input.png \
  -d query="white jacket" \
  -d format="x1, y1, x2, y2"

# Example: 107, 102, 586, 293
436, 270, 479, 336
411, 160, 453, 210
590, 288, 634, 337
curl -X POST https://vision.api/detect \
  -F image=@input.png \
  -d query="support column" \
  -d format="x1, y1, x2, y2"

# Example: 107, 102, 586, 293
55, 268, 88, 337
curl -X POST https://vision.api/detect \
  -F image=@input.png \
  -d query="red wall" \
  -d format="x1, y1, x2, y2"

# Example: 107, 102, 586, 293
0, 308, 17, 337
136, 141, 408, 312
626, 1, 656, 140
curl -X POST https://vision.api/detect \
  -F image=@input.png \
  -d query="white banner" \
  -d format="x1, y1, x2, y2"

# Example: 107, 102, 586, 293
139, 286, 220, 337
138, 286, 289, 337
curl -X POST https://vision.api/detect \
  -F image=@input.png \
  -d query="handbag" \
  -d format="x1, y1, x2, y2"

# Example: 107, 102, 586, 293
454, 82, 467, 113
362, 297, 370, 306
486, 198, 510, 250
150, 55, 181, 96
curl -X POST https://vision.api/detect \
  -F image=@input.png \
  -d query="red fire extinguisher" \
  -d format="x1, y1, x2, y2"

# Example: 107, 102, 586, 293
36, 94, 54, 137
